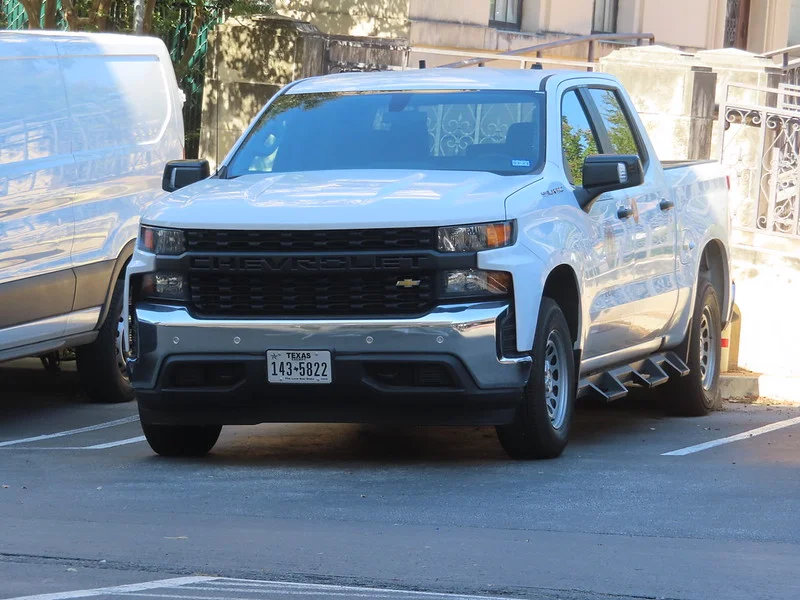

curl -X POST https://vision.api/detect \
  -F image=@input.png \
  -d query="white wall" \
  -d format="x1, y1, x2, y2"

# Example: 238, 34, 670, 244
789, 0, 800, 45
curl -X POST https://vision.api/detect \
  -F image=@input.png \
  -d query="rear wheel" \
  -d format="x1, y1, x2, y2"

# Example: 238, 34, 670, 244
496, 298, 576, 459
141, 421, 222, 457
662, 277, 722, 416
76, 279, 135, 404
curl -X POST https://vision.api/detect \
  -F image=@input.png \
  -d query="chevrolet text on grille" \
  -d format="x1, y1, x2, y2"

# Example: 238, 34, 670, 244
189, 255, 429, 272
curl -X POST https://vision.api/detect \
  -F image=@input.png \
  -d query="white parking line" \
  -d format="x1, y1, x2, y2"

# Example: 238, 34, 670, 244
210, 579, 519, 600
83, 436, 147, 450
2, 576, 216, 600
662, 415, 800, 456
3, 577, 522, 600
0, 415, 139, 448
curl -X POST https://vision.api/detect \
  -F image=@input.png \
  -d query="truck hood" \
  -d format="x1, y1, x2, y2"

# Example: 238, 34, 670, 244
143, 170, 540, 229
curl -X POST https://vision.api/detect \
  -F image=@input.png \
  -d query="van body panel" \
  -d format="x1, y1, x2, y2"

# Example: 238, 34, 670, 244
0, 31, 183, 361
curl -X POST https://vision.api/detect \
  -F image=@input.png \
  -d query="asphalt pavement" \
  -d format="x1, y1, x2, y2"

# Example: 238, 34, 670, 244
1, 358, 800, 600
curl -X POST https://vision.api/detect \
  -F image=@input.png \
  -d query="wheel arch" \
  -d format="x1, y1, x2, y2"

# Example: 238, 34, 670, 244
95, 239, 136, 330
542, 264, 582, 349
699, 238, 730, 327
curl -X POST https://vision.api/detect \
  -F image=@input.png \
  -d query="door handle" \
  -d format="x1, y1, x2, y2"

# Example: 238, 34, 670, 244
659, 198, 675, 211
617, 206, 634, 220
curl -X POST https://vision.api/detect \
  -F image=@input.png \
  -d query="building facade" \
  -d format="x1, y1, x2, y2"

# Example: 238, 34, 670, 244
276, 0, 793, 59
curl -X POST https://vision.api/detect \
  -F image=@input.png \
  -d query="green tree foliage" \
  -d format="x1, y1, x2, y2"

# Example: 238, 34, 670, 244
561, 115, 597, 186
595, 90, 639, 156
12, 1, 274, 78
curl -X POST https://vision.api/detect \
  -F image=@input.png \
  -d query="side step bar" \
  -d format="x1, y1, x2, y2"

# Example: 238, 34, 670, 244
577, 352, 690, 402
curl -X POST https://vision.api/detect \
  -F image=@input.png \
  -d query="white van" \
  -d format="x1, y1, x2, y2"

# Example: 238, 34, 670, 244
0, 31, 184, 403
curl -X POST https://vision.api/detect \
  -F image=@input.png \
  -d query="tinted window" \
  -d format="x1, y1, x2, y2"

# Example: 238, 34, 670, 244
561, 90, 599, 186
588, 88, 641, 157
227, 90, 545, 177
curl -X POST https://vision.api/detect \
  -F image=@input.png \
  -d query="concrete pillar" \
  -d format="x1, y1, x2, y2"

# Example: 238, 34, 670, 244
599, 45, 716, 160
199, 16, 327, 170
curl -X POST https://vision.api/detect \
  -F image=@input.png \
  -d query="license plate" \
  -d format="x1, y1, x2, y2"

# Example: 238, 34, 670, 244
267, 350, 331, 384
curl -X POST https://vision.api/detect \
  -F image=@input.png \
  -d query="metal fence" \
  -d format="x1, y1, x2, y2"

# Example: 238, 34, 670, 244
1, 0, 221, 157
721, 84, 800, 238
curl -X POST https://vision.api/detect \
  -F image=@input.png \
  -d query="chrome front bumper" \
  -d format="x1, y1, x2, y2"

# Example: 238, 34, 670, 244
130, 301, 531, 391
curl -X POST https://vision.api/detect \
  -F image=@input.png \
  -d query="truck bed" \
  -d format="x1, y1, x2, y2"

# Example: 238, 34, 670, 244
662, 159, 717, 169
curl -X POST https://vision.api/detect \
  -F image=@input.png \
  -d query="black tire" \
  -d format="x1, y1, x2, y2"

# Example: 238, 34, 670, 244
662, 277, 722, 416
496, 297, 576, 459
141, 421, 222, 457
75, 279, 135, 404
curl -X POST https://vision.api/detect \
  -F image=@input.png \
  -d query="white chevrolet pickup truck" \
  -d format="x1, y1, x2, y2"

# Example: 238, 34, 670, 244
123, 69, 733, 459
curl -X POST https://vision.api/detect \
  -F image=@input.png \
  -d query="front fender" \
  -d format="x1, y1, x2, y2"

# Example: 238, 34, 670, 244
479, 212, 589, 354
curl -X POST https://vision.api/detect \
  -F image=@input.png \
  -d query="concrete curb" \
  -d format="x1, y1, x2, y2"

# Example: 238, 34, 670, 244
721, 373, 800, 404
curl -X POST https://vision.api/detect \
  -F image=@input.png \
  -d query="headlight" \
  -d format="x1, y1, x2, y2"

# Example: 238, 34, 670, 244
139, 226, 186, 255
437, 221, 515, 253
441, 270, 511, 298
141, 272, 188, 300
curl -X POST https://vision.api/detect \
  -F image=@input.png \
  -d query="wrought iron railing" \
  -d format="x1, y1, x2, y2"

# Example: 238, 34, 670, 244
720, 84, 800, 238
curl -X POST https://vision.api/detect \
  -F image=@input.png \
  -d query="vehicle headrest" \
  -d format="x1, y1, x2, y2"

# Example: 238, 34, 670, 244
505, 122, 537, 150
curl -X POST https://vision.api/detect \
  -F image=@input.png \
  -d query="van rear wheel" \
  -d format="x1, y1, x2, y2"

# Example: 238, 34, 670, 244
76, 279, 135, 404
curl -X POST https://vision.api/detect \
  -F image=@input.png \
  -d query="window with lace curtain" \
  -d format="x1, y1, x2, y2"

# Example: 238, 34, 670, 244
489, 0, 523, 30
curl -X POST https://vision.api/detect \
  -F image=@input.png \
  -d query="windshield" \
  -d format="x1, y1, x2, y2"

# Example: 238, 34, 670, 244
226, 89, 545, 177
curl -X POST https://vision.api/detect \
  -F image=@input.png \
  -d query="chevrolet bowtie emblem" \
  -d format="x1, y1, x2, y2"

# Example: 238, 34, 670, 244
396, 278, 421, 289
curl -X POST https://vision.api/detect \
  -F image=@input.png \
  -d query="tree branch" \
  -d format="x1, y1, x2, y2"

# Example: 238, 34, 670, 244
43, 0, 58, 29
175, 0, 206, 80
60, 0, 80, 30
19, 0, 43, 28
94, 0, 111, 30
143, 0, 157, 34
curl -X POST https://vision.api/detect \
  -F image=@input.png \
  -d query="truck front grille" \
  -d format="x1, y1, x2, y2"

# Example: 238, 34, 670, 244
186, 227, 437, 253
189, 272, 436, 318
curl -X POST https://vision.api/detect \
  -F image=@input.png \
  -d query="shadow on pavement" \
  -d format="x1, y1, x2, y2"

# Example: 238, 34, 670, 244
1, 357, 681, 463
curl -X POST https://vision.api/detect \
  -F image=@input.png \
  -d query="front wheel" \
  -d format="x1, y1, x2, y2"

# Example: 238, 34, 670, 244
141, 422, 222, 457
496, 298, 576, 459
662, 278, 722, 416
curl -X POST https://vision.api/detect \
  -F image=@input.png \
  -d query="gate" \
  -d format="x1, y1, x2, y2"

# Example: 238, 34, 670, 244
323, 35, 409, 74
720, 83, 800, 238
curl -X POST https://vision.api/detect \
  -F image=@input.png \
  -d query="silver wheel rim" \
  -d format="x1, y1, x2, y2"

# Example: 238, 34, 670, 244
544, 329, 569, 430
699, 306, 717, 391
115, 299, 134, 381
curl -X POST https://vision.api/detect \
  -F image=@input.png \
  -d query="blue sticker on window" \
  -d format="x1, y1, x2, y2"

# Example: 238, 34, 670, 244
512, 159, 531, 168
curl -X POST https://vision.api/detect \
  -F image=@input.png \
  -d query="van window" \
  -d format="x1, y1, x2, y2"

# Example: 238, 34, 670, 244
0, 57, 71, 164
60, 55, 169, 151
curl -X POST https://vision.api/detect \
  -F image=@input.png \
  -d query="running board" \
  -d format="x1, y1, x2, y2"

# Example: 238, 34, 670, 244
578, 352, 690, 402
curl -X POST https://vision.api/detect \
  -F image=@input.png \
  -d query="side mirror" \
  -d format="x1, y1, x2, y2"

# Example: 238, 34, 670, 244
580, 154, 644, 205
162, 159, 210, 192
